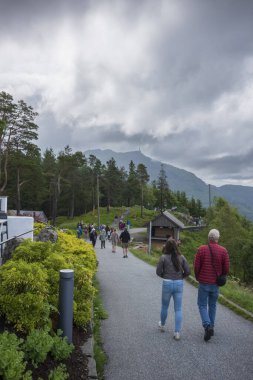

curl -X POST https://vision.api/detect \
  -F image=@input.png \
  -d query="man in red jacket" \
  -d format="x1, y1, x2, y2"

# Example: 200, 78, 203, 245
194, 229, 230, 341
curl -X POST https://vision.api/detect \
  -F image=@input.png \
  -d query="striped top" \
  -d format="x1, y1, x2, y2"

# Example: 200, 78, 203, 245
194, 241, 230, 284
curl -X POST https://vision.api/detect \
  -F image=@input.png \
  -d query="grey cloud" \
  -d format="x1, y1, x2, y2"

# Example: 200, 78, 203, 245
1, 0, 253, 186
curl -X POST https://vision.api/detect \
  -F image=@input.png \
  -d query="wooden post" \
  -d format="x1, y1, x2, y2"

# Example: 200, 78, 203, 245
148, 221, 152, 255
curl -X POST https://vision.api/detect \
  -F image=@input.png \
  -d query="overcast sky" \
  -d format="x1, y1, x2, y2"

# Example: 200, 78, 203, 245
1, 0, 253, 187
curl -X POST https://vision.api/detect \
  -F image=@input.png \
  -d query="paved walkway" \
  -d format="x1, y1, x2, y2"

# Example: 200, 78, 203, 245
95, 240, 253, 380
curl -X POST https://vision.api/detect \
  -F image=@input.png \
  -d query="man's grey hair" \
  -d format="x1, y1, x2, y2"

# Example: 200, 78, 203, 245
208, 229, 220, 241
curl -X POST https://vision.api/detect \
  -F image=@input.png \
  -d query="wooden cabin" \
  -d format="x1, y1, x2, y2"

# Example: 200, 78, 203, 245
147, 211, 184, 241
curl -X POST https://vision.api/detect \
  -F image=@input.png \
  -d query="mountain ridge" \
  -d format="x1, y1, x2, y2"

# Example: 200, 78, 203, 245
84, 148, 253, 221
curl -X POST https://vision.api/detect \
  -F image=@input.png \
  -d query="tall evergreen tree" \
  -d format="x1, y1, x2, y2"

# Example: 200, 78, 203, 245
0, 92, 38, 193
136, 163, 149, 218
157, 164, 169, 212
125, 160, 139, 207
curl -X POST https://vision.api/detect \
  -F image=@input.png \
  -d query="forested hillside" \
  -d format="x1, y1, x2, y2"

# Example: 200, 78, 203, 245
85, 149, 253, 221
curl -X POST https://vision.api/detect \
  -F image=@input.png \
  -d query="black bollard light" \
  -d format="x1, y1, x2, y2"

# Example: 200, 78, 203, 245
59, 269, 74, 343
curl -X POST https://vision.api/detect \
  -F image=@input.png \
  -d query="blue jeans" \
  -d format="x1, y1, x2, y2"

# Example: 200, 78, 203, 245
160, 280, 183, 332
197, 283, 219, 328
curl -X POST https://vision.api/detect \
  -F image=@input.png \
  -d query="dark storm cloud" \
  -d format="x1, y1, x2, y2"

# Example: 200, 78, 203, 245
1, 0, 253, 186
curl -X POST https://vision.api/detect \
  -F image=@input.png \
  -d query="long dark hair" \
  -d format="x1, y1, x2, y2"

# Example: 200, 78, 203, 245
163, 239, 181, 272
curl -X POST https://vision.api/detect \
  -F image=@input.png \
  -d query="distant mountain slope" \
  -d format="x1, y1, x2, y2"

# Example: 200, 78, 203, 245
84, 149, 253, 221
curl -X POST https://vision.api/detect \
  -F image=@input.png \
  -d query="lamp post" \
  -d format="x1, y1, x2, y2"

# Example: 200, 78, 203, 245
97, 174, 100, 228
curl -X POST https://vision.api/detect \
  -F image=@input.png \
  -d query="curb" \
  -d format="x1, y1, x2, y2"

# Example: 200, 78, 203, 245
81, 320, 98, 379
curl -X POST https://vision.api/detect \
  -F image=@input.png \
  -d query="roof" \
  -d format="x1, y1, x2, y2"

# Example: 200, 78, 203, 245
150, 210, 185, 229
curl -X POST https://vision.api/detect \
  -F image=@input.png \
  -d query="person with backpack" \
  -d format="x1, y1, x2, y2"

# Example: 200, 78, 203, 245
119, 227, 131, 258
194, 229, 230, 341
156, 238, 190, 341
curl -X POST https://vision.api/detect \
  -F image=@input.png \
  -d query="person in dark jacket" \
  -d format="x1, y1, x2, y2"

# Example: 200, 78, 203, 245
194, 229, 230, 341
119, 227, 131, 258
156, 239, 190, 340
89, 228, 97, 247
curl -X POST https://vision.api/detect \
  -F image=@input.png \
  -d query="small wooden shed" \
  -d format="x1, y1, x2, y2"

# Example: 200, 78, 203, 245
147, 211, 184, 241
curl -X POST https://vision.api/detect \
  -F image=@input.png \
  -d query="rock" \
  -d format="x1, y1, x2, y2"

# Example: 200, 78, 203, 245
35, 227, 58, 243
2, 237, 24, 264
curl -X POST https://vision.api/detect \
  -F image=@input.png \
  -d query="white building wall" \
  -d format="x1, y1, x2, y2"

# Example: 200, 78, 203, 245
7, 216, 34, 240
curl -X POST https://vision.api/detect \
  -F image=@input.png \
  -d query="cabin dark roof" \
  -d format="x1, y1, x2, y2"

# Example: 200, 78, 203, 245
150, 211, 184, 229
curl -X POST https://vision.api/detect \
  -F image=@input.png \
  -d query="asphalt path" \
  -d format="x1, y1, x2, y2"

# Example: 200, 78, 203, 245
95, 237, 253, 380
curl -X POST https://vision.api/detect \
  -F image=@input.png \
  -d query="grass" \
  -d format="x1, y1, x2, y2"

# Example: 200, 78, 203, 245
56, 206, 159, 229
93, 279, 108, 380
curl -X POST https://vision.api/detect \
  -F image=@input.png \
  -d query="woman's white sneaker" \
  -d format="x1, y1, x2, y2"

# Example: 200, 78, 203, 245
173, 332, 180, 340
158, 321, 165, 332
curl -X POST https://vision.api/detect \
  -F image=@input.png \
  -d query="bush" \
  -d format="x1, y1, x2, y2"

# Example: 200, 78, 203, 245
0, 260, 50, 332
0, 228, 97, 330
48, 364, 69, 380
23, 329, 53, 367
50, 330, 74, 361
12, 240, 53, 263
0, 332, 26, 380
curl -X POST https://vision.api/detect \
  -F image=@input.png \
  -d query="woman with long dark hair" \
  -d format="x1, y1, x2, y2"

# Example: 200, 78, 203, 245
156, 238, 190, 340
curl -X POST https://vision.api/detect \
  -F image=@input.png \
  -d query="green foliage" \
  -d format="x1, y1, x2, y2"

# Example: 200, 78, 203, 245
56, 206, 159, 229
22, 372, 32, 380
23, 329, 53, 367
0, 260, 50, 332
12, 240, 53, 263
206, 198, 253, 281
93, 279, 108, 380
50, 330, 74, 361
0, 332, 26, 380
48, 364, 69, 380
0, 228, 97, 329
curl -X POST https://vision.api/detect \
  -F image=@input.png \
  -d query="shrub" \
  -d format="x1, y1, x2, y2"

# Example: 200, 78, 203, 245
12, 240, 53, 263
0, 332, 26, 380
50, 330, 74, 361
48, 364, 69, 380
0, 260, 50, 332
23, 329, 53, 367
43, 253, 70, 308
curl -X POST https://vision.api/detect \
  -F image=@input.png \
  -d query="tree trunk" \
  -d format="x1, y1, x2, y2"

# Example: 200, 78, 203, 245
107, 192, 110, 213
70, 189, 75, 218
52, 177, 59, 226
141, 185, 143, 218
16, 168, 21, 215
0, 149, 8, 193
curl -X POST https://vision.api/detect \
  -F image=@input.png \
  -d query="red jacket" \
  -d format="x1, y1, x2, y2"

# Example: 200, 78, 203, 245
194, 241, 230, 284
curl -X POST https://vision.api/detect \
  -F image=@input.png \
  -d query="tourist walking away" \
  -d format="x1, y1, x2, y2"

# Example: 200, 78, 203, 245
89, 228, 97, 247
111, 229, 119, 253
156, 238, 190, 340
77, 225, 83, 239
119, 227, 131, 258
194, 229, 230, 341
99, 228, 106, 249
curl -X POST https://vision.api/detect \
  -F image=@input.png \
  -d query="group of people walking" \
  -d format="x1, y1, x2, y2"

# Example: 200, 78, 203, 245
79, 221, 131, 256
156, 228, 229, 341
80, 221, 230, 342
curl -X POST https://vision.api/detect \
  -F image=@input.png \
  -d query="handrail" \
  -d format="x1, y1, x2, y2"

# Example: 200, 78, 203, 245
0, 227, 42, 246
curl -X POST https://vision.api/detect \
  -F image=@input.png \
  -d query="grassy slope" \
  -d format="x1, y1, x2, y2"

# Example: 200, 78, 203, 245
56, 206, 159, 229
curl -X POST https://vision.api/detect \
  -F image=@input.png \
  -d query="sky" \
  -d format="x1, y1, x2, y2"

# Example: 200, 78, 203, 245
1, 0, 253, 187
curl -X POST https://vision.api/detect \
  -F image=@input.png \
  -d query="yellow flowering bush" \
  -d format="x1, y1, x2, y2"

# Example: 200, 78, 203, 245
0, 229, 97, 331
0, 260, 51, 332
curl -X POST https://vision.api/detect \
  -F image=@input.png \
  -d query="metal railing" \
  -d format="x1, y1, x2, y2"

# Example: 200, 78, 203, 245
0, 228, 38, 247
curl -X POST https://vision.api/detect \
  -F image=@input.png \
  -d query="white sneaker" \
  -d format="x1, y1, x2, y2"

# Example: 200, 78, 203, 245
173, 332, 180, 340
158, 321, 165, 332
